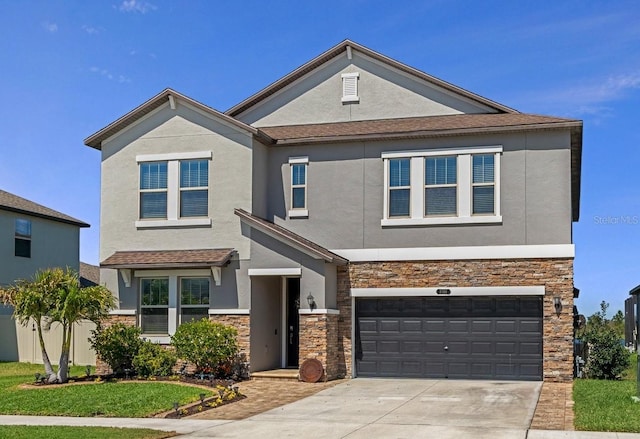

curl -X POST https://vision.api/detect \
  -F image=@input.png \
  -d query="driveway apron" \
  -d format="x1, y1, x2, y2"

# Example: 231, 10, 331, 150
183, 378, 541, 438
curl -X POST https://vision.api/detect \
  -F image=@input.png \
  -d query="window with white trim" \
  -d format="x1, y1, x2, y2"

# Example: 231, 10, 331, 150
14, 218, 31, 258
341, 72, 359, 103
382, 146, 502, 226
425, 156, 457, 216
136, 152, 211, 228
288, 157, 309, 218
140, 278, 169, 334
388, 158, 410, 217
140, 162, 168, 219
180, 277, 210, 324
180, 160, 208, 217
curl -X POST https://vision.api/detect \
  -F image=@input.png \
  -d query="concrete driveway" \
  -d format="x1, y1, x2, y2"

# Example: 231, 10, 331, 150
183, 378, 541, 438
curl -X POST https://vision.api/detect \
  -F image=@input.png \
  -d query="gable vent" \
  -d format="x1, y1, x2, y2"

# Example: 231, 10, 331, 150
341, 72, 359, 103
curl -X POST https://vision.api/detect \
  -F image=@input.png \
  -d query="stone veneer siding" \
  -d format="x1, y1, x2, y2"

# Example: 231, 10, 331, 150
336, 258, 574, 382
95, 314, 137, 376
209, 314, 251, 366
299, 313, 341, 380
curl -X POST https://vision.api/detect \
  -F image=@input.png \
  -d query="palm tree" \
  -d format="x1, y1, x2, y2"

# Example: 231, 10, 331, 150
0, 268, 115, 383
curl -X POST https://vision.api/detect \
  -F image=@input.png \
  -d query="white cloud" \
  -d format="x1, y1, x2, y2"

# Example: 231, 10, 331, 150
516, 71, 640, 118
89, 66, 131, 84
42, 22, 58, 33
118, 0, 156, 13
82, 25, 100, 35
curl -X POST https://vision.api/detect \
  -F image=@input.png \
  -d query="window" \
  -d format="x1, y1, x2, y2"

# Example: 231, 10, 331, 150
341, 72, 359, 103
288, 157, 308, 217
140, 278, 169, 334
180, 160, 208, 217
180, 278, 210, 324
14, 219, 31, 258
388, 158, 410, 217
136, 151, 211, 228
425, 156, 457, 216
140, 162, 168, 219
472, 154, 495, 215
382, 146, 502, 226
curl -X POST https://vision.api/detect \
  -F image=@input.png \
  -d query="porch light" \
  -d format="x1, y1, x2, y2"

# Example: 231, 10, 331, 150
553, 297, 562, 316
307, 293, 316, 310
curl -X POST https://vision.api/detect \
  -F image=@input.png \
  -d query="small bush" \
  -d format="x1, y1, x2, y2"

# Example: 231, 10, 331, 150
171, 319, 238, 374
132, 341, 177, 378
583, 326, 630, 379
89, 323, 143, 375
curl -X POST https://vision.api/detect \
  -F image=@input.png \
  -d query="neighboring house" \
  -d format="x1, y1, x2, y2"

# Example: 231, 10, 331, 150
0, 189, 96, 365
626, 288, 639, 349
85, 40, 582, 382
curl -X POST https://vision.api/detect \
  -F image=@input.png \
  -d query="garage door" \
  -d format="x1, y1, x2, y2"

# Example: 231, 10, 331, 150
355, 296, 542, 380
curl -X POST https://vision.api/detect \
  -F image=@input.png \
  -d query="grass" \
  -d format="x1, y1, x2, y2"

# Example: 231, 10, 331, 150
0, 426, 175, 439
574, 353, 640, 432
0, 362, 213, 417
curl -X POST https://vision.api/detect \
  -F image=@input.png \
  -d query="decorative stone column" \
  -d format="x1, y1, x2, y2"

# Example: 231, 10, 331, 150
299, 311, 341, 380
95, 311, 137, 376
209, 312, 251, 366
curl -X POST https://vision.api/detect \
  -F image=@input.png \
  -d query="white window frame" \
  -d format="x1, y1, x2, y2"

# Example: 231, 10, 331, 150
136, 269, 211, 342
288, 156, 309, 218
136, 151, 212, 228
381, 146, 502, 226
179, 277, 211, 324
140, 277, 170, 335
424, 156, 457, 217
387, 158, 412, 218
341, 72, 359, 103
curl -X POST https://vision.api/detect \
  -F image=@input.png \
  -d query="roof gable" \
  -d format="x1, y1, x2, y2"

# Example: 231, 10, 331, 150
84, 89, 272, 150
226, 40, 517, 123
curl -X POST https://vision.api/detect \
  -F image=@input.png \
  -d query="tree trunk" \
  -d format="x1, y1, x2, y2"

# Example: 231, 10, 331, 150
35, 318, 55, 380
55, 324, 72, 383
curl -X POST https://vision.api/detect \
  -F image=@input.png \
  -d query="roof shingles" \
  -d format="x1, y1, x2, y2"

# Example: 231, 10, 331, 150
101, 249, 235, 269
0, 190, 89, 227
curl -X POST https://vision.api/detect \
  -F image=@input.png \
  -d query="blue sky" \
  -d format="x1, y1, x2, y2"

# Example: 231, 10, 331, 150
1, 1, 638, 317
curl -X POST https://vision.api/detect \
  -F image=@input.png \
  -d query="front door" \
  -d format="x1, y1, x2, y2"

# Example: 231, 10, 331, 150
286, 278, 300, 368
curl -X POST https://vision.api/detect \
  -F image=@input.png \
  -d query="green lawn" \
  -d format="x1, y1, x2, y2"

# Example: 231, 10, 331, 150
0, 362, 213, 417
0, 426, 175, 439
574, 353, 640, 432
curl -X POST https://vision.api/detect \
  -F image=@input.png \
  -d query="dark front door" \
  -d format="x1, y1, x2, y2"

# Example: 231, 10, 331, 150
356, 296, 543, 380
286, 278, 300, 368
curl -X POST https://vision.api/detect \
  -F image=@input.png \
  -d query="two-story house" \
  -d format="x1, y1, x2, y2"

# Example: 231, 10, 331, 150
85, 40, 582, 382
0, 189, 96, 364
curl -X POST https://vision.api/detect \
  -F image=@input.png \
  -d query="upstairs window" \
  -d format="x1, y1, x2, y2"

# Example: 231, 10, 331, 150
289, 157, 309, 218
140, 162, 168, 219
388, 158, 410, 217
180, 160, 208, 217
382, 146, 502, 226
472, 154, 495, 215
14, 219, 31, 258
136, 151, 211, 228
341, 72, 359, 103
425, 156, 457, 216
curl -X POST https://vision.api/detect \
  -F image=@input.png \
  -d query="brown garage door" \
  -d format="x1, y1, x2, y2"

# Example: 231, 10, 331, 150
355, 296, 542, 380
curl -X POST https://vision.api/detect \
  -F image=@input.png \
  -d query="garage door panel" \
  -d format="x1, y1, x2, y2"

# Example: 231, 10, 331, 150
356, 297, 542, 381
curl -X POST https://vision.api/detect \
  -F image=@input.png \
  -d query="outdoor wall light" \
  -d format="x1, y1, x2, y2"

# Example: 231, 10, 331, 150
307, 293, 316, 310
554, 297, 563, 316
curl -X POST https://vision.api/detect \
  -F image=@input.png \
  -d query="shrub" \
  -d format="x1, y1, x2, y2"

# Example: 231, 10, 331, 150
132, 341, 177, 377
89, 323, 143, 375
171, 319, 239, 374
583, 326, 630, 380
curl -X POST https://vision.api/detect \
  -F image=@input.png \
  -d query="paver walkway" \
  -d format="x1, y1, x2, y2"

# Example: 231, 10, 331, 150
187, 378, 345, 420
531, 382, 574, 431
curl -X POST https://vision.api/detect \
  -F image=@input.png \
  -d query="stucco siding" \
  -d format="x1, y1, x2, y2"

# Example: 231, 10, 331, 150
0, 210, 80, 287
99, 103, 254, 297
238, 51, 495, 127
267, 130, 573, 250
250, 276, 281, 371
